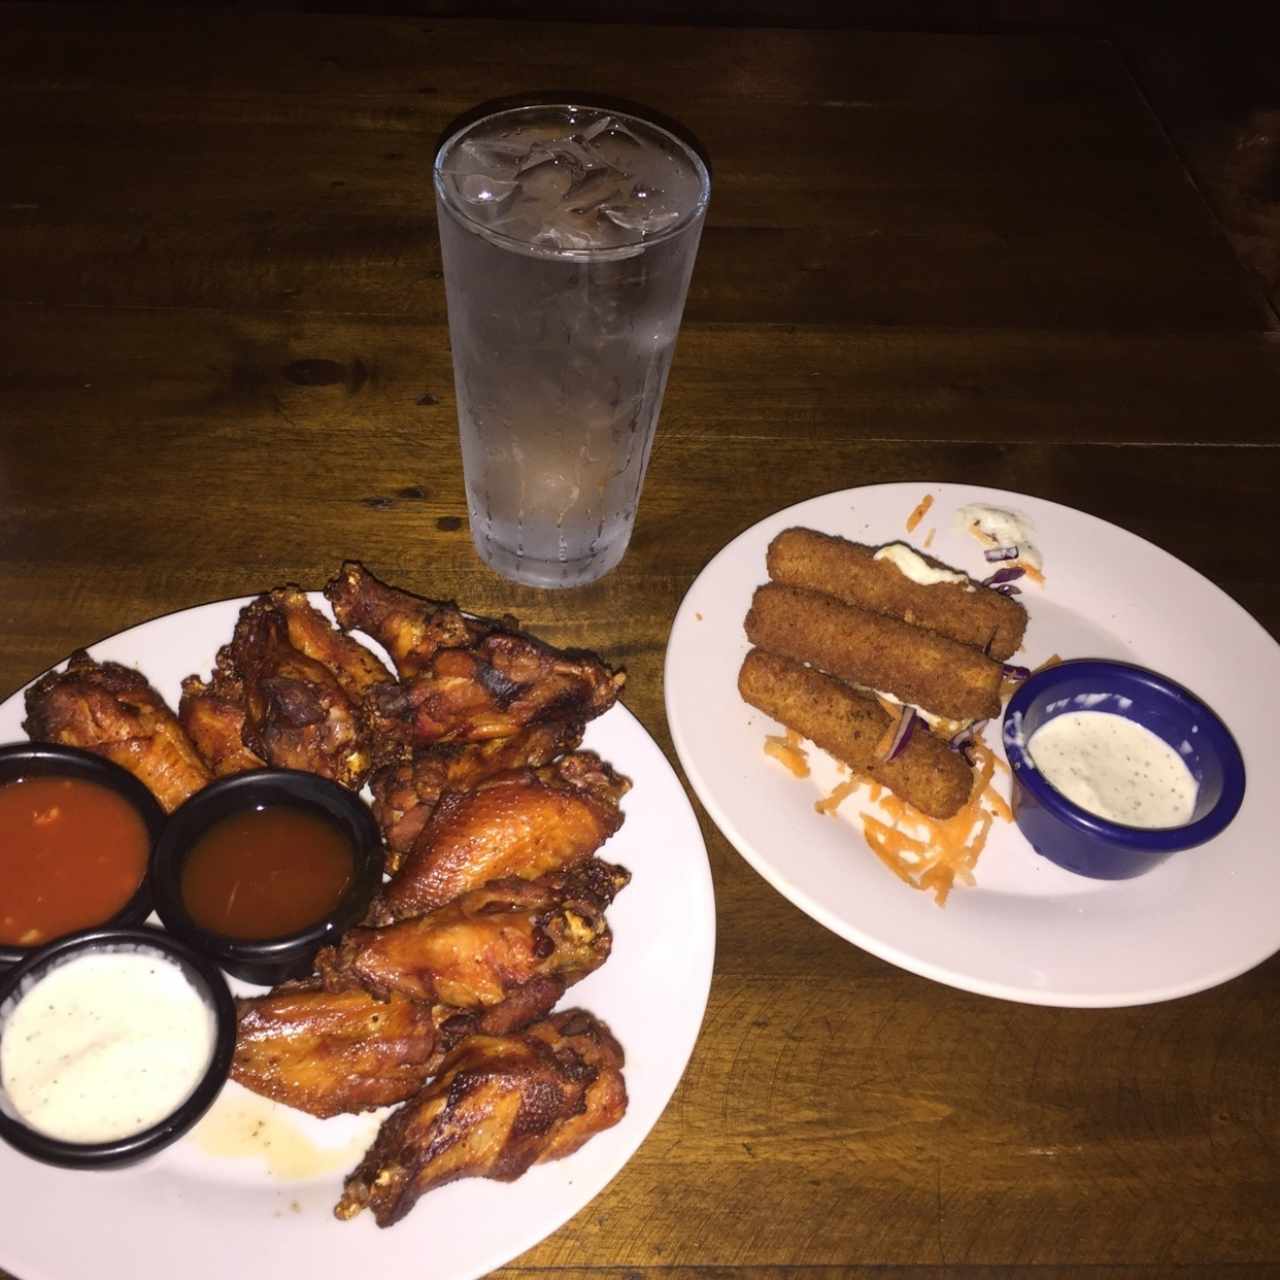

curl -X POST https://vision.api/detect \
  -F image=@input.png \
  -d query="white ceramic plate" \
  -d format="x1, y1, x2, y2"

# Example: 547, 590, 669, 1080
0, 596, 715, 1280
665, 482, 1280, 1008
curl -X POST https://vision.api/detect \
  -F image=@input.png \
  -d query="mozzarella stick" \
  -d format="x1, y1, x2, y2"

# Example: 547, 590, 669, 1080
739, 649, 972, 819
766, 527, 1027, 661
745, 583, 1003, 723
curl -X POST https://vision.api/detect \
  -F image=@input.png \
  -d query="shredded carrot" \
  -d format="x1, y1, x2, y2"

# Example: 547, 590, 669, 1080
918, 862, 955, 907
763, 717, 1017, 905
873, 701, 903, 758
816, 776, 862, 815
852, 736, 1014, 905
874, 694, 901, 720
1017, 561, 1046, 586
860, 815, 925, 884
905, 493, 934, 532
983, 785, 1013, 823
1000, 673, 1025, 702
923, 527, 936, 548
1033, 654, 1062, 674
764, 734, 810, 778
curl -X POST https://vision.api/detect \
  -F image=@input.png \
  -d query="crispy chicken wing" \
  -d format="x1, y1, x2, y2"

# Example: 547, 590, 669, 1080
221, 595, 372, 788
376, 752, 630, 922
315, 859, 630, 1006
231, 984, 443, 1119
23, 650, 212, 812
376, 632, 625, 748
270, 585, 395, 701
334, 1009, 627, 1227
370, 720, 585, 871
178, 666, 266, 777
325, 561, 492, 680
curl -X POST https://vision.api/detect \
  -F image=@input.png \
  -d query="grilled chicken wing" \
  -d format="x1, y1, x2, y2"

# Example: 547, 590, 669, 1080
23, 650, 212, 812
270, 585, 395, 701
370, 720, 585, 871
377, 631, 625, 748
178, 666, 266, 777
221, 595, 371, 788
334, 1009, 626, 1227
315, 860, 630, 1006
376, 752, 630, 922
325, 561, 491, 680
231, 984, 443, 1119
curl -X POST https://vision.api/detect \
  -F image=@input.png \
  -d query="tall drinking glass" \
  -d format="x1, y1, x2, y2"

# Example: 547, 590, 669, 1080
434, 104, 710, 588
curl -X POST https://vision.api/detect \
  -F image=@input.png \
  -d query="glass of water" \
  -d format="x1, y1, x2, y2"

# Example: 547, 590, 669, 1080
433, 103, 710, 588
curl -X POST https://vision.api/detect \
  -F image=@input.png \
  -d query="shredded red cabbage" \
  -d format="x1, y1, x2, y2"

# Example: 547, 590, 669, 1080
994, 583, 1022, 596
982, 565, 1025, 587
983, 545, 1019, 563
886, 706, 917, 761
948, 718, 989, 766
1000, 662, 1032, 681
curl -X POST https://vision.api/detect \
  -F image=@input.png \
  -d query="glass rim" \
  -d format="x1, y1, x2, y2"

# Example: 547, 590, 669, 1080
433, 102, 711, 261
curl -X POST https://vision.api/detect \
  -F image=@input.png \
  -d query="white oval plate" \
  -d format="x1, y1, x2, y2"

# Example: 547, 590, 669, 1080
0, 595, 715, 1280
665, 482, 1280, 1008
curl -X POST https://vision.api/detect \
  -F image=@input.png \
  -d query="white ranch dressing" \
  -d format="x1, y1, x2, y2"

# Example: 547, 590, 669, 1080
873, 542, 970, 587
954, 503, 1044, 571
0, 950, 217, 1143
1027, 710, 1198, 828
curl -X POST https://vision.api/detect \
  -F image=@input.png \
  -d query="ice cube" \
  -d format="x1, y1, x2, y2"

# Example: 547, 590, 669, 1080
602, 206, 681, 234
459, 138, 528, 170
600, 182, 681, 234
459, 173, 518, 204
564, 167, 627, 213
578, 115, 613, 143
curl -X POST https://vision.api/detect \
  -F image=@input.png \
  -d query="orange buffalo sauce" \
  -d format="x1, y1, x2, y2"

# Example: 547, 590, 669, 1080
181, 805, 354, 940
0, 776, 149, 947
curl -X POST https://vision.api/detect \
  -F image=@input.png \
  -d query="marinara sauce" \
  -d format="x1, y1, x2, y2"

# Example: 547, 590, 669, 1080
180, 805, 354, 939
0, 776, 150, 947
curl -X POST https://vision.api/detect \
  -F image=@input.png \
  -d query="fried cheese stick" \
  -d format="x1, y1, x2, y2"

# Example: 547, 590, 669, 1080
767, 527, 1027, 661
745, 583, 1003, 723
739, 649, 972, 819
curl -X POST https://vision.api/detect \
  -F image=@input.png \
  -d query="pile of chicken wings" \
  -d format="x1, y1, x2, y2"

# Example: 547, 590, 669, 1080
23, 563, 633, 1227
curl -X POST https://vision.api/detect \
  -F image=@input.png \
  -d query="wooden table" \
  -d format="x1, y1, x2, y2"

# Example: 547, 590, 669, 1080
3, 7, 1278, 1276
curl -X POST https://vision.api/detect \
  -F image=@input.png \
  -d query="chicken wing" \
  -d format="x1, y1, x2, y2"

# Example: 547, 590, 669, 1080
178, 666, 266, 777
369, 719, 585, 871
315, 859, 630, 1006
371, 630, 625, 750
221, 595, 372, 788
376, 752, 630, 922
23, 650, 212, 812
325, 561, 492, 680
334, 1009, 627, 1227
270, 585, 395, 701
231, 984, 443, 1119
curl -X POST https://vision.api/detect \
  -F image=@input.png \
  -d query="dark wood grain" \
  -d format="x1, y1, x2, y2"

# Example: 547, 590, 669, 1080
1, 6, 1278, 1280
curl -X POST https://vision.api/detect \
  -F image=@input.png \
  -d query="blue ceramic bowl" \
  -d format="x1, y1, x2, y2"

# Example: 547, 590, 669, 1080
1002, 659, 1245, 880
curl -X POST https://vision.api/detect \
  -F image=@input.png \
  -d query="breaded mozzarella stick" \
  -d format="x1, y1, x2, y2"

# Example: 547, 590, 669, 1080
745, 583, 1004, 723
766, 527, 1027, 661
738, 649, 972, 819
